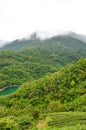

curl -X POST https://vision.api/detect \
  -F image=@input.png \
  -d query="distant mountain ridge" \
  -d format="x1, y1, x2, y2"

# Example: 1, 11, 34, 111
68, 31, 86, 43
0, 31, 86, 51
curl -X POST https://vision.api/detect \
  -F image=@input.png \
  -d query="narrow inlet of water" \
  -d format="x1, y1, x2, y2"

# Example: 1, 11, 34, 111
0, 86, 19, 96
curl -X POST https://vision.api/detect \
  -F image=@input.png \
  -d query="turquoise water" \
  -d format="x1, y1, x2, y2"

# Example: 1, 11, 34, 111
0, 86, 19, 96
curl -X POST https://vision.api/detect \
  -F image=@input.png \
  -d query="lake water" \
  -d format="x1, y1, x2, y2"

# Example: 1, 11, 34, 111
0, 86, 19, 96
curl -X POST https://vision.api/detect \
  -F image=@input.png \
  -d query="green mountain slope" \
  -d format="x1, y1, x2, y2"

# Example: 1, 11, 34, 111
68, 31, 86, 43
0, 58, 86, 129
0, 35, 86, 89
0, 50, 57, 89
0, 34, 86, 53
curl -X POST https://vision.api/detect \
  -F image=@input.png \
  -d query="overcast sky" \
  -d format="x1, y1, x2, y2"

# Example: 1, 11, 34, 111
0, 0, 86, 41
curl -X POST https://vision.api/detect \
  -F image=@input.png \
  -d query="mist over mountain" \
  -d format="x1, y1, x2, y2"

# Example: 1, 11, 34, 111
0, 30, 86, 129
0, 30, 86, 88
0, 40, 6, 48
0, 31, 86, 50
68, 31, 86, 43
0, 31, 86, 51
0, 0, 86, 129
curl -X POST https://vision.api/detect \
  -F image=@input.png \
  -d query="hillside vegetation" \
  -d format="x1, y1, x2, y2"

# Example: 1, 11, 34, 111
0, 58, 86, 129
0, 50, 57, 89
0, 34, 86, 52
0, 35, 86, 89
0, 33, 86, 129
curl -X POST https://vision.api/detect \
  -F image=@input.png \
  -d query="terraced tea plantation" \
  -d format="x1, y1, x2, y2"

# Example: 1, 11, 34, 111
31, 112, 86, 130
47, 112, 86, 127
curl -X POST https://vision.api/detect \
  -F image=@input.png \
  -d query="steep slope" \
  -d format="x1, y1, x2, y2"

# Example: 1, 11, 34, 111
68, 31, 86, 43
14, 58, 86, 111
0, 58, 86, 129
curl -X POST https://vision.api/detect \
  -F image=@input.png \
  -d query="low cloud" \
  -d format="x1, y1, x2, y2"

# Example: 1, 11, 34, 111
35, 30, 69, 40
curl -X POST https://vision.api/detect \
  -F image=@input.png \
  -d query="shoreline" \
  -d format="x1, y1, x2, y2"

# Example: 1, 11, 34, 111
0, 85, 19, 92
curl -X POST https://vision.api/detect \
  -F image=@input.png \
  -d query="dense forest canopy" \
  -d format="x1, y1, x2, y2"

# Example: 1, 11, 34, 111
0, 34, 86, 129
0, 58, 86, 129
0, 35, 86, 89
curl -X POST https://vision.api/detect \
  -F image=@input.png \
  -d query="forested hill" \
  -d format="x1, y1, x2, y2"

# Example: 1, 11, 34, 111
0, 32, 86, 129
0, 58, 86, 129
0, 35, 86, 89
0, 33, 86, 52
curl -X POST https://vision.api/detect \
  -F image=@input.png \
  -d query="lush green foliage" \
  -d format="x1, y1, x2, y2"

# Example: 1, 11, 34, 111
38, 124, 86, 130
0, 50, 57, 89
0, 35, 86, 89
0, 35, 86, 129
35, 112, 86, 130
0, 58, 86, 129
